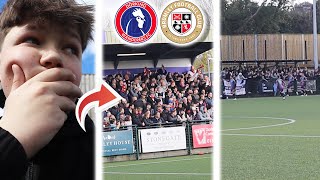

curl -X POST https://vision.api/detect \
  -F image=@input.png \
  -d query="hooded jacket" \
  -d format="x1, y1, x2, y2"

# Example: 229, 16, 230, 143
0, 90, 94, 180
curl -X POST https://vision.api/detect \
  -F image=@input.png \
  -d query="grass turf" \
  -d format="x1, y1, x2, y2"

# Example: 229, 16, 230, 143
104, 154, 212, 180
222, 95, 320, 180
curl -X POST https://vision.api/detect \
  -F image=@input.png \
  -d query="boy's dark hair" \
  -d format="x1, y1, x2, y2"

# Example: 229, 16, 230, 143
0, 0, 94, 51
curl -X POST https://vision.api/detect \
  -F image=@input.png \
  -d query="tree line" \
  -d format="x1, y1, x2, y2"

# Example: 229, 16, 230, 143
222, 0, 320, 34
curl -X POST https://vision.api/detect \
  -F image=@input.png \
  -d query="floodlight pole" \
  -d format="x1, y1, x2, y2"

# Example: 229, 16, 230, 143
313, 0, 319, 71
208, 58, 213, 82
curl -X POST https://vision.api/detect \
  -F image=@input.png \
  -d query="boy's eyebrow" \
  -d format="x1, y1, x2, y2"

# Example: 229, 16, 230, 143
64, 28, 81, 43
25, 24, 39, 31
25, 24, 81, 43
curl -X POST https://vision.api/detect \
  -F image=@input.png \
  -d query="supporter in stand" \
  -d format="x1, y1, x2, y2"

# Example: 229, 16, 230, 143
109, 117, 119, 130
132, 107, 145, 127
157, 64, 168, 76
187, 66, 199, 81
143, 67, 151, 79
168, 109, 179, 124
151, 112, 165, 126
221, 64, 317, 98
177, 108, 188, 125
102, 65, 213, 131
118, 113, 126, 126
190, 106, 201, 121
199, 106, 211, 120
145, 103, 155, 117
123, 115, 133, 130
161, 105, 171, 124
206, 92, 213, 107
147, 92, 158, 109
143, 110, 154, 126
207, 104, 214, 120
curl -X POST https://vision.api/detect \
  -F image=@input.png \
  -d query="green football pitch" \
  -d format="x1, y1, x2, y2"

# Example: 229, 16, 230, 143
103, 154, 212, 180
222, 95, 320, 180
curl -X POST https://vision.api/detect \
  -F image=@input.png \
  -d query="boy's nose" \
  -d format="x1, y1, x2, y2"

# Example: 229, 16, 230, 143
40, 50, 63, 69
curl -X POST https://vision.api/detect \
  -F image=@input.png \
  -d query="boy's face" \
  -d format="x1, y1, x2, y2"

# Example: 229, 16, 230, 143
0, 22, 82, 97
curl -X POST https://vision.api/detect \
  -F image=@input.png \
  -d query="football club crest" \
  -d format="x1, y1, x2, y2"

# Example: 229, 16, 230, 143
172, 13, 192, 34
161, 0, 204, 44
115, 1, 157, 44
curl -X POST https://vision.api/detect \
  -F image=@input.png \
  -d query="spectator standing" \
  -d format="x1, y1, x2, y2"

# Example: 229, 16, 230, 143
168, 109, 179, 124
151, 112, 165, 126
157, 64, 167, 76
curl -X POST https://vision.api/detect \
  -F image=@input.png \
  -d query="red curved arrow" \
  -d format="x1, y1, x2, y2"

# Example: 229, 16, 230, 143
76, 81, 122, 131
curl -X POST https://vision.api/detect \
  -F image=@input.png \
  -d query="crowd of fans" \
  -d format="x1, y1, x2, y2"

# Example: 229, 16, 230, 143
103, 65, 213, 131
221, 64, 320, 96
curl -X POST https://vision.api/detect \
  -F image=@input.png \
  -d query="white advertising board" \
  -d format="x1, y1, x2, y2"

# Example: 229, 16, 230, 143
140, 127, 187, 153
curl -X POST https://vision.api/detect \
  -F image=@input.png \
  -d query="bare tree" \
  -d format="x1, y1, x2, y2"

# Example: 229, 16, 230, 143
198, 0, 213, 27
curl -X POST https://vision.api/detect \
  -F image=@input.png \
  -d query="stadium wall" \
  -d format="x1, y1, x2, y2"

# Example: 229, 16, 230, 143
221, 34, 319, 67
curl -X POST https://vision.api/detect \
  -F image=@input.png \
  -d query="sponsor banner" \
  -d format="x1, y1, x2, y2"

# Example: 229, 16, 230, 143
223, 79, 233, 96
103, 130, 134, 156
140, 127, 186, 153
223, 79, 245, 95
192, 124, 213, 148
235, 79, 246, 95
303, 80, 316, 92
262, 81, 274, 93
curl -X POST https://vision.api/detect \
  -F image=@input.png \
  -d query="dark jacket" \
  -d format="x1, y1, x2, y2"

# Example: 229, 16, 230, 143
132, 114, 144, 127
168, 114, 178, 124
0, 90, 94, 180
151, 117, 164, 124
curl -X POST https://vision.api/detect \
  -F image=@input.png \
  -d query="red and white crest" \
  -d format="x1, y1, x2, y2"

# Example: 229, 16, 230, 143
171, 13, 192, 35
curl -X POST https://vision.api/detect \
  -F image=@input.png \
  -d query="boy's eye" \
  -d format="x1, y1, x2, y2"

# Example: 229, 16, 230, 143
64, 46, 79, 56
23, 37, 40, 45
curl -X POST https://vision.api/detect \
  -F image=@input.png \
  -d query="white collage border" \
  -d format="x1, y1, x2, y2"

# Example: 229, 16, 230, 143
94, 1, 218, 180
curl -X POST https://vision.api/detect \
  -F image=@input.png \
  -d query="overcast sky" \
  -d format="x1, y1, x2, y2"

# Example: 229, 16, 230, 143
76, 0, 96, 74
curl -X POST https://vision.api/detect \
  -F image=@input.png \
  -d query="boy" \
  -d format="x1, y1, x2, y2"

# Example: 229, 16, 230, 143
0, 0, 94, 179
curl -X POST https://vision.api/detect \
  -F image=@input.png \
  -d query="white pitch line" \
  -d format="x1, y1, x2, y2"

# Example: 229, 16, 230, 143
104, 156, 211, 168
103, 172, 212, 176
222, 116, 296, 132
223, 95, 320, 101
223, 133, 320, 138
